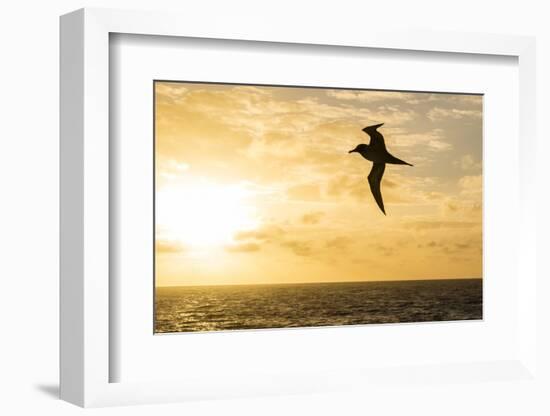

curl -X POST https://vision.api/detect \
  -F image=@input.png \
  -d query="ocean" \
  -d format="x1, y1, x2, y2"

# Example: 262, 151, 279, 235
155, 278, 482, 333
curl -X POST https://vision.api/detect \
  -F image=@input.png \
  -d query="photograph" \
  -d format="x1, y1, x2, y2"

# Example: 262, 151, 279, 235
154, 81, 483, 333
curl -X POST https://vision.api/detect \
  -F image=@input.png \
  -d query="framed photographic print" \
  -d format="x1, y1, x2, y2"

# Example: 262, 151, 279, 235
60, 8, 540, 409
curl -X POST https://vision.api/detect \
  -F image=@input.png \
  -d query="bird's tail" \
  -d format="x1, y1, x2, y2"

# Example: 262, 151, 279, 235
385, 154, 413, 166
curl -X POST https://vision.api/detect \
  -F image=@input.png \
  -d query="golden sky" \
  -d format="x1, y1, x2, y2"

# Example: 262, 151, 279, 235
155, 81, 482, 287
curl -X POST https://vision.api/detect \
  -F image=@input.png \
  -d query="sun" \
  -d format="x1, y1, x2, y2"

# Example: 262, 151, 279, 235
156, 180, 259, 249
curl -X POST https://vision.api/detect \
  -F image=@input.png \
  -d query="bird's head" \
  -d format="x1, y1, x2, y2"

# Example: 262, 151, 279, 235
348, 144, 368, 154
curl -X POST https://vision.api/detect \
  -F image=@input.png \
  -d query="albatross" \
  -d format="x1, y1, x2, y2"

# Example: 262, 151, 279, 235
348, 123, 413, 215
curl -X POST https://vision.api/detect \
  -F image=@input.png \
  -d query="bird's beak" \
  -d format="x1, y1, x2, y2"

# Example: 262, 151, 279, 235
348, 149, 356, 154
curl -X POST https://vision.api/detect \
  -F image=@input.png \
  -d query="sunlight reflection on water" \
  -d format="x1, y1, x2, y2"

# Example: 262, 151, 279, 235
155, 279, 482, 333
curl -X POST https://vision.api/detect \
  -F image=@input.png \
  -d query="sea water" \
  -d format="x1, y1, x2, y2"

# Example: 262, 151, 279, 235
155, 278, 482, 333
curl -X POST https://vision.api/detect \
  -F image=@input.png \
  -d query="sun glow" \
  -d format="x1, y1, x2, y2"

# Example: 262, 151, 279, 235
156, 181, 259, 248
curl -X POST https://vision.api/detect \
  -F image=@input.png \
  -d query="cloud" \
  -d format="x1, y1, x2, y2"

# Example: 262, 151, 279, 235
440, 241, 480, 255
281, 240, 314, 257
301, 211, 325, 225
234, 225, 285, 242
225, 242, 261, 253
436, 175, 482, 218
417, 239, 479, 255
326, 90, 420, 104
162, 160, 190, 172
155, 82, 189, 104
456, 154, 482, 171
326, 174, 370, 202
287, 183, 322, 201
324, 236, 353, 250
454, 242, 471, 250
369, 242, 395, 257
233, 223, 320, 258
403, 220, 479, 230
459, 175, 482, 192
388, 129, 452, 152
157, 159, 191, 184
156, 239, 185, 254
326, 90, 482, 110
442, 198, 482, 217
231, 224, 307, 255
156, 81, 432, 189
446, 95, 483, 106
165, 84, 419, 151
427, 107, 482, 121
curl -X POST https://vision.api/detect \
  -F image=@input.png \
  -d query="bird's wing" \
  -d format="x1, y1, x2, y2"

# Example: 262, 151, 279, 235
368, 163, 386, 215
362, 123, 386, 151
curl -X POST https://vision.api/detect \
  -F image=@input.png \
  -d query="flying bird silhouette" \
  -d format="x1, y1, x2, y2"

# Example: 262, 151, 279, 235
348, 123, 413, 215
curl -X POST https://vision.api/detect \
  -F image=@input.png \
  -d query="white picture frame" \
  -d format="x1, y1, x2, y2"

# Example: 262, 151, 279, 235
60, 7, 538, 408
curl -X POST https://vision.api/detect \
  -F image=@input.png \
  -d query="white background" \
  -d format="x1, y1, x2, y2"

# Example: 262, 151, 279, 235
1, 1, 549, 415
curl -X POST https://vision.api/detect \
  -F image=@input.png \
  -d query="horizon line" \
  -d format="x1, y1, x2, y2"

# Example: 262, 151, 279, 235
156, 276, 482, 289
